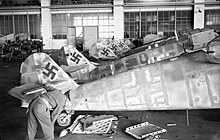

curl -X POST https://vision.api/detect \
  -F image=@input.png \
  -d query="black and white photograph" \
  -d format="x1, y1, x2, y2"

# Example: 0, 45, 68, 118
0, 0, 220, 139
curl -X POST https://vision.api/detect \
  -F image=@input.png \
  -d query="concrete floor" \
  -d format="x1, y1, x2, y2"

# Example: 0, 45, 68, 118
1, 57, 220, 140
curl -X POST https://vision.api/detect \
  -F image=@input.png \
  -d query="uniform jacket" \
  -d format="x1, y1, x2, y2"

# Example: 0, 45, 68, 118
41, 89, 67, 123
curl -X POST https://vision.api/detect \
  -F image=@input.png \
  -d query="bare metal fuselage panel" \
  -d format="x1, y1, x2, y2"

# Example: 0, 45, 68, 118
72, 51, 220, 111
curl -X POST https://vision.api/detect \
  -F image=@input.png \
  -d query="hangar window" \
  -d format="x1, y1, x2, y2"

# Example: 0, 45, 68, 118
98, 13, 114, 40
124, 0, 193, 3
51, 0, 112, 5
83, 13, 98, 26
158, 11, 175, 38
124, 12, 140, 38
29, 14, 41, 39
14, 15, 28, 35
125, 10, 193, 39
0, 15, 13, 36
53, 12, 113, 40
124, 0, 193, 4
205, 9, 220, 34
67, 13, 83, 38
52, 14, 67, 39
176, 11, 193, 31
141, 11, 157, 37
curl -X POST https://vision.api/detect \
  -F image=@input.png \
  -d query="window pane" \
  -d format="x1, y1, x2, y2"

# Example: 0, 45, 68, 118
124, 12, 140, 38
205, 9, 220, 33
176, 10, 193, 31
14, 15, 28, 35
98, 13, 114, 40
140, 11, 157, 37
52, 14, 67, 39
0, 15, 13, 35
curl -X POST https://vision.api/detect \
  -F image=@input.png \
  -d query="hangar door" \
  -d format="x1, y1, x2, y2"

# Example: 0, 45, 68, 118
67, 26, 76, 47
83, 26, 98, 51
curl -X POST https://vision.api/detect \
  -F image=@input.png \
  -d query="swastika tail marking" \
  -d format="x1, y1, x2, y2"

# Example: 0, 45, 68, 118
42, 62, 59, 80
110, 44, 117, 52
101, 48, 110, 56
70, 52, 82, 64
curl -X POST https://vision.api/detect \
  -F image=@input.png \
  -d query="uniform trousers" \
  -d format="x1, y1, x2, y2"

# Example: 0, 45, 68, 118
25, 97, 54, 140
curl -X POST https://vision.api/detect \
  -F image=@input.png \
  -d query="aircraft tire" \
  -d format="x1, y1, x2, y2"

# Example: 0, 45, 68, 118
57, 112, 71, 127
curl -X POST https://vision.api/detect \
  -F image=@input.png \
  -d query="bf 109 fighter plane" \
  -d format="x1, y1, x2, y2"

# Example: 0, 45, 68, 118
8, 28, 220, 126
57, 39, 135, 83
59, 28, 220, 84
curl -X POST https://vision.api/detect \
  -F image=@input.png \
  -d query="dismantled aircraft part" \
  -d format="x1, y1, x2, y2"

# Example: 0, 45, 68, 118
90, 41, 118, 60
79, 115, 118, 133
20, 53, 75, 85
89, 39, 135, 60
61, 28, 219, 84
60, 45, 96, 72
60, 115, 119, 137
143, 34, 162, 44
57, 112, 72, 127
8, 53, 79, 108
71, 50, 220, 111
7, 27, 220, 114
26, 53, 79, 88
187, 28, 218, 50
58, 45, 96, 83
207, 36, 220, 63
125, 122, 167, 140
89, 38, 185, 82
76, 115, 118, 135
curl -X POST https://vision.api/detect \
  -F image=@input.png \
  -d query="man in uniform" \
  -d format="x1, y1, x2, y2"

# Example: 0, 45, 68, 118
25, 83, 68, 140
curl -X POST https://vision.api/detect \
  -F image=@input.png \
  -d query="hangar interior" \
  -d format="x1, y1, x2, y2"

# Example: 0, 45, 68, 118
0, 0, 220, 140
0, 0, 220, 50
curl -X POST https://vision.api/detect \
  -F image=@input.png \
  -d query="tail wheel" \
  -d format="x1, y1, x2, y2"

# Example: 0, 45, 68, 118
57, 112, 71, 127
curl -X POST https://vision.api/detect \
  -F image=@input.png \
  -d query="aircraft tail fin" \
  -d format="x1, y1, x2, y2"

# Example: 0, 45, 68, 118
59, 45, 97, 72
20, 52, 79, 91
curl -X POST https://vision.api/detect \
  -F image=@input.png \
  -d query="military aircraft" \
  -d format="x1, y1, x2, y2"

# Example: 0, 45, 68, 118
57, 38, 136, 83
8, 27, 220, 127
58, 28, 220, 84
